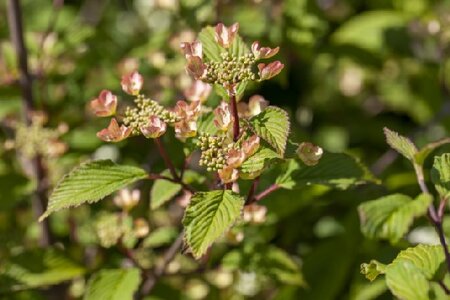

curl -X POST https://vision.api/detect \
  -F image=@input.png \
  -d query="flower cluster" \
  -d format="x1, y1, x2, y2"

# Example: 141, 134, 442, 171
181, 23, 284, 89
90, 71, 211, 142
6, 112, 67, 159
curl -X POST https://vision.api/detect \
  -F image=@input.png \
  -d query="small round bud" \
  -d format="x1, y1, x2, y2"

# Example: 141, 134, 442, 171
297, 142, 323, 166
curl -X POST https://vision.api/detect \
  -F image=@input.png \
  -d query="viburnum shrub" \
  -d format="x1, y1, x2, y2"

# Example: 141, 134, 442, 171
35, 23, 450, 298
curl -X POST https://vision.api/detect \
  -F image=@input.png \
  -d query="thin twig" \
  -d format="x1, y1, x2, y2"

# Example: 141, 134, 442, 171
154, 137, 180, 181
245, 177, 260, 205
7, 0, 53, 246
229, 92, 240, 142
253, 184, 280, 203
140, 232, 184, 296
414, 164, 450, 276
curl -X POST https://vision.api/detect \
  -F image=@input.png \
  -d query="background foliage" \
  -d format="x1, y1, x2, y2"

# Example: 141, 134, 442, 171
2, 0, 450, 299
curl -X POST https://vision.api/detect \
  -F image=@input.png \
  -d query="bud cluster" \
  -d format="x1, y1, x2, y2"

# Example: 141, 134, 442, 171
123, 95, 179, 135
203, 52, 256, 86
196, 133, 231, 171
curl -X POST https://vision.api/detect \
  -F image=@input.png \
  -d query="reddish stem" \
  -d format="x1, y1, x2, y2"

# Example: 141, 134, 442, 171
229, 93, 240, 142
154, 137, 180, 181
253, 184, 280, 202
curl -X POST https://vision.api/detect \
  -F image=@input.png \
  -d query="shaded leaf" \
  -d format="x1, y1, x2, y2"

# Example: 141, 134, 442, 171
142, 227, 178, 248
183, 190, 244, 259
0, 248, 85, 292
431, 153, 450, 199
40, 160, 147, 221
287, 152, 375, 190
415, 138, 450, 166
84, 268, 141, 300
358, 193, 432, 243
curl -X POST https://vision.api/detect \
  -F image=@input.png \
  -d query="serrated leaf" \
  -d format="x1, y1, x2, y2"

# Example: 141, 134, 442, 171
358, 193, 432, 243
198, 26, 249, 63
385, 260, 429, 300
360, 260, 387, 281
240, 145, 281, 176
84, 268, 141, 300
197, 111, 218, 135
384, 127, 418, 161
250, 106, 290, 156
392, 244, 446, 281
40, 160, 147, 221
183, 190, 244, 259
415, 138, 450, 166
431, 153, 450, 200
0, 248, 85, 292
287, 152, 375, 189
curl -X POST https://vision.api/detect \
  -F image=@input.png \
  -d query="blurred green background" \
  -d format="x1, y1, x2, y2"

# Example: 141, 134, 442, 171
2, 0, 450, 299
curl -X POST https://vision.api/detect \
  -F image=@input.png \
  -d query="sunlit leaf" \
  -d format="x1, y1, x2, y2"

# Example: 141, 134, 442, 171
84, 268, 141, 300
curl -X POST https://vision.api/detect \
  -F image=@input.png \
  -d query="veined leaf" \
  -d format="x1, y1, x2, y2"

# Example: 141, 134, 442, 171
358, 193, 432, 243
283, 152, 375, 190
384, 127, 417, 161
84, 268, 141, 300
385, 245, 445, 300
385, 260, 429, 300
240, 145, 281, 177
183, 190, 244, 259
0, 248, 85, 292
250, 106, 290, 156
39, 160, 147, 221
415, 138, 450, 166
431, 153, 450, 200
363, 245, 446, 300
199, 26, 249, 63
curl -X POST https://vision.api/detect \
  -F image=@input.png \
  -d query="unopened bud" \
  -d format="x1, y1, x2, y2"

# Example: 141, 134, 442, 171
251, 41, 279, 59
227, 148, 246, 168
297, 142, 323, 166
134, 218, 150, 238
180, 41, 202, 59
243, 204, 267, 224
218, 166, 239, 183
214, 101, 232, 131
114, 189, 140, 210
242, 135, 260, 157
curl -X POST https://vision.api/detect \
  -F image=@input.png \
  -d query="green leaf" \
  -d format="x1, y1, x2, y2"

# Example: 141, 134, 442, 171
275, 159, 300, 189
415, 138, 450, 166
150, 172, 182, 210
383, 127, 418, 161
222, 245, 305, 286
431, 153, 450, 199
40, 160, 147, 221
250, 106, 290, 156
240, 145, 281, 177
0, 248, 85, 292
358, 193, 432, 243
84, 268, 141, 300
287, 152, 375, 189
392, 244, 446, 281
198, 27, 223, 62
385, 260, 429, 300
142, 227, 178, 248
198, 26, 250, 63
384, 245, 445, 300
332, 11, 406, 53
197, 111, 218, 135
183, 190, 244, 259
360, 260, 387, 282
